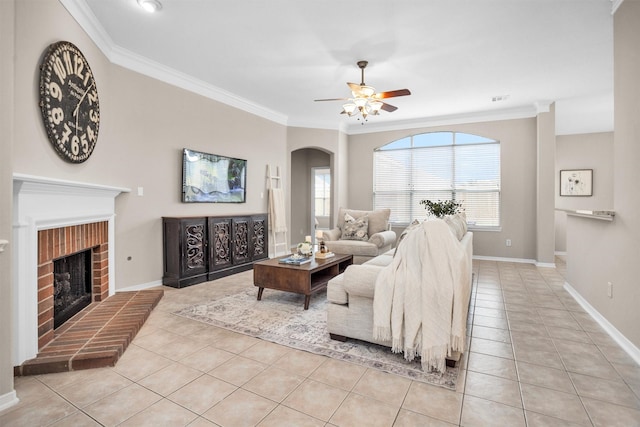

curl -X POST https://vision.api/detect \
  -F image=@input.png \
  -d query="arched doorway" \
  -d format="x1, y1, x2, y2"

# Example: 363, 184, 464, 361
290, 148, 331, 245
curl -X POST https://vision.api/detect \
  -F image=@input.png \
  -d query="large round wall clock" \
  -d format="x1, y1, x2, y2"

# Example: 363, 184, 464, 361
39, 41, 100, 163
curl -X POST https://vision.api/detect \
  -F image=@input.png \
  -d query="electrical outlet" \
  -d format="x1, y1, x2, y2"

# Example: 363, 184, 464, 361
506, 239, 512, 247
607, 282, 613, 298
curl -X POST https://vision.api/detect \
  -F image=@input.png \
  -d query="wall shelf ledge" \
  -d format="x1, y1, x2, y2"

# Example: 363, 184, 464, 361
559, 209, 615, 221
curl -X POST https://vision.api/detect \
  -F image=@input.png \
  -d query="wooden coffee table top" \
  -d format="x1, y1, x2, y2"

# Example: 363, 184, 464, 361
253, 253, 353, 309
254, 253, 352, 271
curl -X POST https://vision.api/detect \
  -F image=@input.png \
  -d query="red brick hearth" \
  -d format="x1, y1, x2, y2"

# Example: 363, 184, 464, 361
15, 290, 164, 376
14, 221, 164, 376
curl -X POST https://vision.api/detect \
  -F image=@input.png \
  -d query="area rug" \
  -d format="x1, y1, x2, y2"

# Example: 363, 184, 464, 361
173, 289, 459, 390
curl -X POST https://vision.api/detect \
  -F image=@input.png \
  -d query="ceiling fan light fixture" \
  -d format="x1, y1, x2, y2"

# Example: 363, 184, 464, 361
369, 100, 383, 112
359, 85, 375, 97
343, 103, 357, 115
137, 0, 162, 13
315, 60, 411, 124
353, 97, 368, 108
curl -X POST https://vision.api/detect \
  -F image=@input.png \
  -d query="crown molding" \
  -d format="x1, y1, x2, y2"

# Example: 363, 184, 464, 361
611, 0, 624, 14
57, 0, 568, 135
59, 0, 115, 57
109, 45, 288, 125
534, 101, 552, 114
344, 105, 539, 135
59, 0, 288, 126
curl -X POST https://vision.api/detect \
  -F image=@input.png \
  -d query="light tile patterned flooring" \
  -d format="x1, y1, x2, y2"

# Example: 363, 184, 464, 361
2, 257, 640, 426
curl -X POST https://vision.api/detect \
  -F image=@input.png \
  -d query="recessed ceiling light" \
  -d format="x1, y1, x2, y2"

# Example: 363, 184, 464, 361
137, 0, 162, 13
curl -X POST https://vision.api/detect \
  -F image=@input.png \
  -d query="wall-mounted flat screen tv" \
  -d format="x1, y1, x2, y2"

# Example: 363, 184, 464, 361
182, 148, 246, 203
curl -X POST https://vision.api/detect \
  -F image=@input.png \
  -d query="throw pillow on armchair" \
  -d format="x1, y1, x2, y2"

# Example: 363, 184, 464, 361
341, 213, 369, 241
322, 208, 396, 265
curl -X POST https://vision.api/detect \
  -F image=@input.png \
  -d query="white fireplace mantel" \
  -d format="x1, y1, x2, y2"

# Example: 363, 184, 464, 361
12, 173, 130, 365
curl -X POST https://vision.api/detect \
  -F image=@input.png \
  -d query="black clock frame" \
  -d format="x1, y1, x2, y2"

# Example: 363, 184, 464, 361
39, 41, 100, 163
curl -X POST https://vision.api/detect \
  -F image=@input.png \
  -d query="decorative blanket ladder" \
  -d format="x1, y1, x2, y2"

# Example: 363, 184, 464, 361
267, 165, 288, 256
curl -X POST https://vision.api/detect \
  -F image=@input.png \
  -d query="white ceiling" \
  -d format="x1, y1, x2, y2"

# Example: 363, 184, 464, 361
62, 0, 615, 135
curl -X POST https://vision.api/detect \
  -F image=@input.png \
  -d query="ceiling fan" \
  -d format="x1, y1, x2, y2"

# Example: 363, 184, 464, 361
315, 60, 411, 122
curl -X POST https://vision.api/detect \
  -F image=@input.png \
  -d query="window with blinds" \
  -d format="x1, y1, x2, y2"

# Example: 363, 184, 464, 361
373, 132, 500, 228
314, 168, 331, 217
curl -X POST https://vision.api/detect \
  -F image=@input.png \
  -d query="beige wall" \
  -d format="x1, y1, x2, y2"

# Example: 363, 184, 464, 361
1, 0, 16, 409
535, 104, 556, 265
287, 127, 348, 240
4, 0, 635, 404
347, 118, 539, 260
555, 132, 614, 210
12, 0, 288, 290
108, 66, 287, 286
566, 0, 640, 349
290, 148, 330, 244
13, 0, 112, 180
335, 131, 350, 225
554, 132, 614, 252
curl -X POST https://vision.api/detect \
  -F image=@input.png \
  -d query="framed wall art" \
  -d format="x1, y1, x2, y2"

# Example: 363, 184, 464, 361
182, 148, 247, 203
560, 169, 593, 197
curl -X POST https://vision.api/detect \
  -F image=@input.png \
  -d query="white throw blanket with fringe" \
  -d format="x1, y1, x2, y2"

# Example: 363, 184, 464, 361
373, 219, 469, 373
268, 188, 287, 233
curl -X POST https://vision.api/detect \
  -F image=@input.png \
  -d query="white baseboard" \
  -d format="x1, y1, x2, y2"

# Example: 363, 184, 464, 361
564, 281, 640, 366
116, 279, 163, 293
0, 390, 19, 412
535, 262, 556, 268
472, 255, 555, 268
472, 255, 536, 264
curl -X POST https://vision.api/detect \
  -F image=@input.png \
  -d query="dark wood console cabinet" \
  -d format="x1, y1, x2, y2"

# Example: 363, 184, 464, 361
163, 214, 268, 288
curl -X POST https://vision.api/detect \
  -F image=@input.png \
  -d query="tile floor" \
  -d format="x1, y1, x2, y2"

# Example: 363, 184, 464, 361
2, 257, 640, 426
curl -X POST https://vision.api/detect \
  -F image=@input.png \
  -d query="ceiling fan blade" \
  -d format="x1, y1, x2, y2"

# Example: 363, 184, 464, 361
347, 82, 361, 92
380, 102, 398, 112
375, 89, 411, 99
314, 98, 349, 102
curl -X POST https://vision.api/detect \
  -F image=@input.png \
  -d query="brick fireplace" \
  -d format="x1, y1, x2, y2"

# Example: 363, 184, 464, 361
12, 174, 129, 366
37, 222, 109, 349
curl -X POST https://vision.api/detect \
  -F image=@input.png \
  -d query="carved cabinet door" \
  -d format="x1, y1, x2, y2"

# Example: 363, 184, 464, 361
231, 217, 252, 265
251, 214, 268, 261
208, 217, 233, 271
179, 217, 208, 278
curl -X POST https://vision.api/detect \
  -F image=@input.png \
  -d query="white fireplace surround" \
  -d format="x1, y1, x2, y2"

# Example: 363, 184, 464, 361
12, 173, 129, 366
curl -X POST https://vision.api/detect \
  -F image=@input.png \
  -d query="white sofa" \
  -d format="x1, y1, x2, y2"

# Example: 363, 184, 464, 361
322, 207, 397, 265
326, 215, 473, 366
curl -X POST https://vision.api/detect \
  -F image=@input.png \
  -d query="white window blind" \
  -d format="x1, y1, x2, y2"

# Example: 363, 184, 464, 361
373, 132, 500, 228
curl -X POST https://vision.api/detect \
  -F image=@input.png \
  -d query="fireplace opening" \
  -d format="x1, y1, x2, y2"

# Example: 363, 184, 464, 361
53, 249, 93, 329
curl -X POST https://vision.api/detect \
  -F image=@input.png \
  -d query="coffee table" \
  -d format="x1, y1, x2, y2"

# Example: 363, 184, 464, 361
253, 253, 353, 309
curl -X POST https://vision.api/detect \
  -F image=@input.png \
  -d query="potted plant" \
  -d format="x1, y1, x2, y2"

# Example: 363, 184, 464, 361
419, 199, 462, 218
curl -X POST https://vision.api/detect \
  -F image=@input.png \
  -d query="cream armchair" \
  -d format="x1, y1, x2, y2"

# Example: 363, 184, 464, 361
322, 208, 396, 264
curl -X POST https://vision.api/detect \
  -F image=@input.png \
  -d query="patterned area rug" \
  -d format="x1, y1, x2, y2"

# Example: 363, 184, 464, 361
173, 289, 459, 390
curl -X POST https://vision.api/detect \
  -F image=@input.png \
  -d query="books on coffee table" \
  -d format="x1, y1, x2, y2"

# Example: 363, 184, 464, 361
315, 251, 335, 259
279, 255, 312, 265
